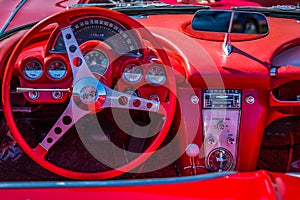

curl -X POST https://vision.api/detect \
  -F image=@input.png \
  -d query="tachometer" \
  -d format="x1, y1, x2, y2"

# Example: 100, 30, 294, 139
47, 60, 67, 80
122, 64, 143, 83
146, 65, 166, 85
52, 17, 140, 55
84, 50, 108, 75
23, 60, 43, 80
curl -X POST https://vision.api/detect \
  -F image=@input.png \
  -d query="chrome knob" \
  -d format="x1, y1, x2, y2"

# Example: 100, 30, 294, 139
227, 137, 235, 145
207, 136, 215, 145
185, 143, 200, 157
217, 121, 226, 130
28, 91, 39, 100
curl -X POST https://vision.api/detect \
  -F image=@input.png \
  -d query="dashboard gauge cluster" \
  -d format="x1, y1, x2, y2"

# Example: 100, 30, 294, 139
18, 54, 71, 103
121, 62, 167, 85
20, 55, 69, 82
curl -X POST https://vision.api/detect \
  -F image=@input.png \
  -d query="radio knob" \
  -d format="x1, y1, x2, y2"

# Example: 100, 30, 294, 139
217, 121, 226, 130
207, 136, 216, 145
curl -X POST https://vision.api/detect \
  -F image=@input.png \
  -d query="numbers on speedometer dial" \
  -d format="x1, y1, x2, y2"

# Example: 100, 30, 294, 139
84, 50, 109, 75
52, 17, 140, 55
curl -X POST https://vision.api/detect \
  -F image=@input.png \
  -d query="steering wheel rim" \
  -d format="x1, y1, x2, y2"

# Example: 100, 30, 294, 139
2, 7, 177, 180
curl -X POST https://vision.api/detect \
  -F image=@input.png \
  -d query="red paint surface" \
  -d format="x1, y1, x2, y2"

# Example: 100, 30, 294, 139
1, 0, 300, 199
1, 171, 300, 199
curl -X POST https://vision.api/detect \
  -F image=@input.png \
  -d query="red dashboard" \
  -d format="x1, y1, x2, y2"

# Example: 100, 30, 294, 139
1, 0, 300, 199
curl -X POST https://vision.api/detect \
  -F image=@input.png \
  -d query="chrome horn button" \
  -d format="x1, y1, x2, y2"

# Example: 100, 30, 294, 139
73, 77, 106, 111
80, 85, 98, 104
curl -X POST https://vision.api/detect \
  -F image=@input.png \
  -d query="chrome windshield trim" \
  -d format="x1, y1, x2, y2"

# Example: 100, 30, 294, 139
0, 0, 28, 34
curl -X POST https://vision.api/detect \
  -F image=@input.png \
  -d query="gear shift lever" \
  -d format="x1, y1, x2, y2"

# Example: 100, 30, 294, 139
184, 143, 204, 175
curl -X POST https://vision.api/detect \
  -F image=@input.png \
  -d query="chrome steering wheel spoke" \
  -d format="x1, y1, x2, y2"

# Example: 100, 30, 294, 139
102, 86, 160, 112
61, 27, 94, 81
38, 99, 90, 153
72, 77, 160, 113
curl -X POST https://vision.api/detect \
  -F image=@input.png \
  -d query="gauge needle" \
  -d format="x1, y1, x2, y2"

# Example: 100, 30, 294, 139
217, 151, 227, 172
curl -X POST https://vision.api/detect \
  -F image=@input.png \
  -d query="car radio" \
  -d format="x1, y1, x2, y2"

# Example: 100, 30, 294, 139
203, 89, 241, 108
202, 89, 241, 172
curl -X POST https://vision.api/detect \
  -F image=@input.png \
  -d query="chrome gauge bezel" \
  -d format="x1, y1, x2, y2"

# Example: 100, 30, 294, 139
122, 63, 143, 83
84, 50, 109, 76
145, 64, 167, 85
23, 59, 44, 80
206, 148, 235, 172
46, 60, 67, 80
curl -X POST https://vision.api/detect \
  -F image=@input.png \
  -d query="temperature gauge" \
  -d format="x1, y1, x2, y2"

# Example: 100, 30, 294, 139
47, 60, 67, 80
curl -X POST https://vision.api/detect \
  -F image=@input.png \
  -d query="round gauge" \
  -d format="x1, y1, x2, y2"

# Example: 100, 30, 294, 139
23, 60, 43, 80
47, 60, 67, 79
84, 50, 109, 75
52, 17, 140, 55
122, 64, 143, 83
146, 65, 166, 85
123, 87, 140, 97
206, 148, 234, 172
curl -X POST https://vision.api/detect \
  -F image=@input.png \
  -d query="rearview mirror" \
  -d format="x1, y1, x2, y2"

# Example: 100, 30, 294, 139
192, 10, 268, 35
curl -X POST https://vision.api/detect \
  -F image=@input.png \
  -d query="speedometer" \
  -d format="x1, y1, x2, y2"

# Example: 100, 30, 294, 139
23, 60, 43, 80
146, 65, 166, 85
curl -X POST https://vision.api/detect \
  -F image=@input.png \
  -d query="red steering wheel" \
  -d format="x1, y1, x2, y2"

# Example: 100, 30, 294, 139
2, 7, 176, 180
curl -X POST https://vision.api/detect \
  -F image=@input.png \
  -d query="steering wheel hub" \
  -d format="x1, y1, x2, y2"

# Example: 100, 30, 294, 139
79, 86, 98, 104
73, 77, 106, 111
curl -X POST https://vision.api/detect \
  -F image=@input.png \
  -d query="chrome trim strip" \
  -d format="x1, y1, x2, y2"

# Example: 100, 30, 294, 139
0, 0, 28, 34
16, 87, 71, 93
0, 106, 31, 113
286, 173, 300, 178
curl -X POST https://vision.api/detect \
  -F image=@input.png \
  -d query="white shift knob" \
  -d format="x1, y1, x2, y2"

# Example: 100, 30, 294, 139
185, 143, 200, 158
